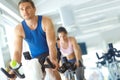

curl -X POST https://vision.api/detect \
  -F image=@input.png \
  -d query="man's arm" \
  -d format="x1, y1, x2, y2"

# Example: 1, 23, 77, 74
9, 24, 24, 80
42, 16, 58, 68
13, 24, 24, 63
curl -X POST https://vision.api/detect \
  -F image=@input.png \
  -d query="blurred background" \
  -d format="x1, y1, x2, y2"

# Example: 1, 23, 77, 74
0, 0, 120, 80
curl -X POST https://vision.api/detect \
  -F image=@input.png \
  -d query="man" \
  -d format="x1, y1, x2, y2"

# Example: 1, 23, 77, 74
9, 0, 61, 80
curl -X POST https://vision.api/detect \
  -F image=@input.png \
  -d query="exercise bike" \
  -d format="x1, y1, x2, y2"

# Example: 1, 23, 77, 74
1, 51, 85, 80
38, 56, 85, 80
0, 51, 54, 80
96, 43, 120, 80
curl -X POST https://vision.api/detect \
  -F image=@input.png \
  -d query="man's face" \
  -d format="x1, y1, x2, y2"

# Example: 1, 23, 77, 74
19, 2, 36, 20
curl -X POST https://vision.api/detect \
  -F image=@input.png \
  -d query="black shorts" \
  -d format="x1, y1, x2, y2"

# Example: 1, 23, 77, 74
36, 52, 49, 72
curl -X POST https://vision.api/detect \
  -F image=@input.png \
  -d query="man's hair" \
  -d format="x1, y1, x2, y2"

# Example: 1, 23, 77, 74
18, 0, 35, 8
57, 26, 67, 34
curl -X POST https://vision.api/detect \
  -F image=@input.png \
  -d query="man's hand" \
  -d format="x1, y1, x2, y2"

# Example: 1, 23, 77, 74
50, 58, 59, 71
8, 70, 16, 80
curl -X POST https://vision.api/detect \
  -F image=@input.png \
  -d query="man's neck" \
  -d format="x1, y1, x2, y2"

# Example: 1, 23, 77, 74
25, 16, 38, 29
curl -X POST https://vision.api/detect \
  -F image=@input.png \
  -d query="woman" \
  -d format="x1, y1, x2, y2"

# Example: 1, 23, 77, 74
57, 27, 85, 80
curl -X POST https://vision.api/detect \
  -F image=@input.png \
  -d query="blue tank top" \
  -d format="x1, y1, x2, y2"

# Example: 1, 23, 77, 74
22, 16, 49, 58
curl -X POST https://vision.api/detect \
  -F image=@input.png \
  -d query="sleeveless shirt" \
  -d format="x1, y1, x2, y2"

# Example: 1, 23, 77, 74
22, 16, 49, 58
60, 39, 74, 56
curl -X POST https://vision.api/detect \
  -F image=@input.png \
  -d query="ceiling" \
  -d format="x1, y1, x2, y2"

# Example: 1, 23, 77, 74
0, 0, 120, 48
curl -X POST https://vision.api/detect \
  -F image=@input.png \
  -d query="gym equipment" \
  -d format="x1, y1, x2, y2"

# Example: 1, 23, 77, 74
0, 60, 25, 79
23, 51, 32, 60
96, 43, 120, 80
45, 56, 85, 80
58, 57, 76, 73
0, 51, 31, 79
10, 60, 25, 78
0, 68, 15, 78
44, 57, 77, 80
23, 51, 85, 80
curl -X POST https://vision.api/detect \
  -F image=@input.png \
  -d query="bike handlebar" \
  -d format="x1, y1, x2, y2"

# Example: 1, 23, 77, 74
96, 49, 120, 60
44, 57, 55, 69
96, 52, 104, 59
114, 50, 120, 57
0, 57, 53, 79
0, 68, 15, 78
96, 43, 120, 66
96, 43, 120, 60
44, 57, 85, 73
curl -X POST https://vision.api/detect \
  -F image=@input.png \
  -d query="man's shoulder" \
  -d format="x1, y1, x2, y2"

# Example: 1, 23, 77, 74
15, 23, 24, 35
41, 16, 52, 21
15, 23, 22, 29
41, 15, 53, 27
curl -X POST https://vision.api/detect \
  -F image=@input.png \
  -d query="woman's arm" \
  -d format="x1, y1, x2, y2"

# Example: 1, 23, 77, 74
71, 37, 82, 66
